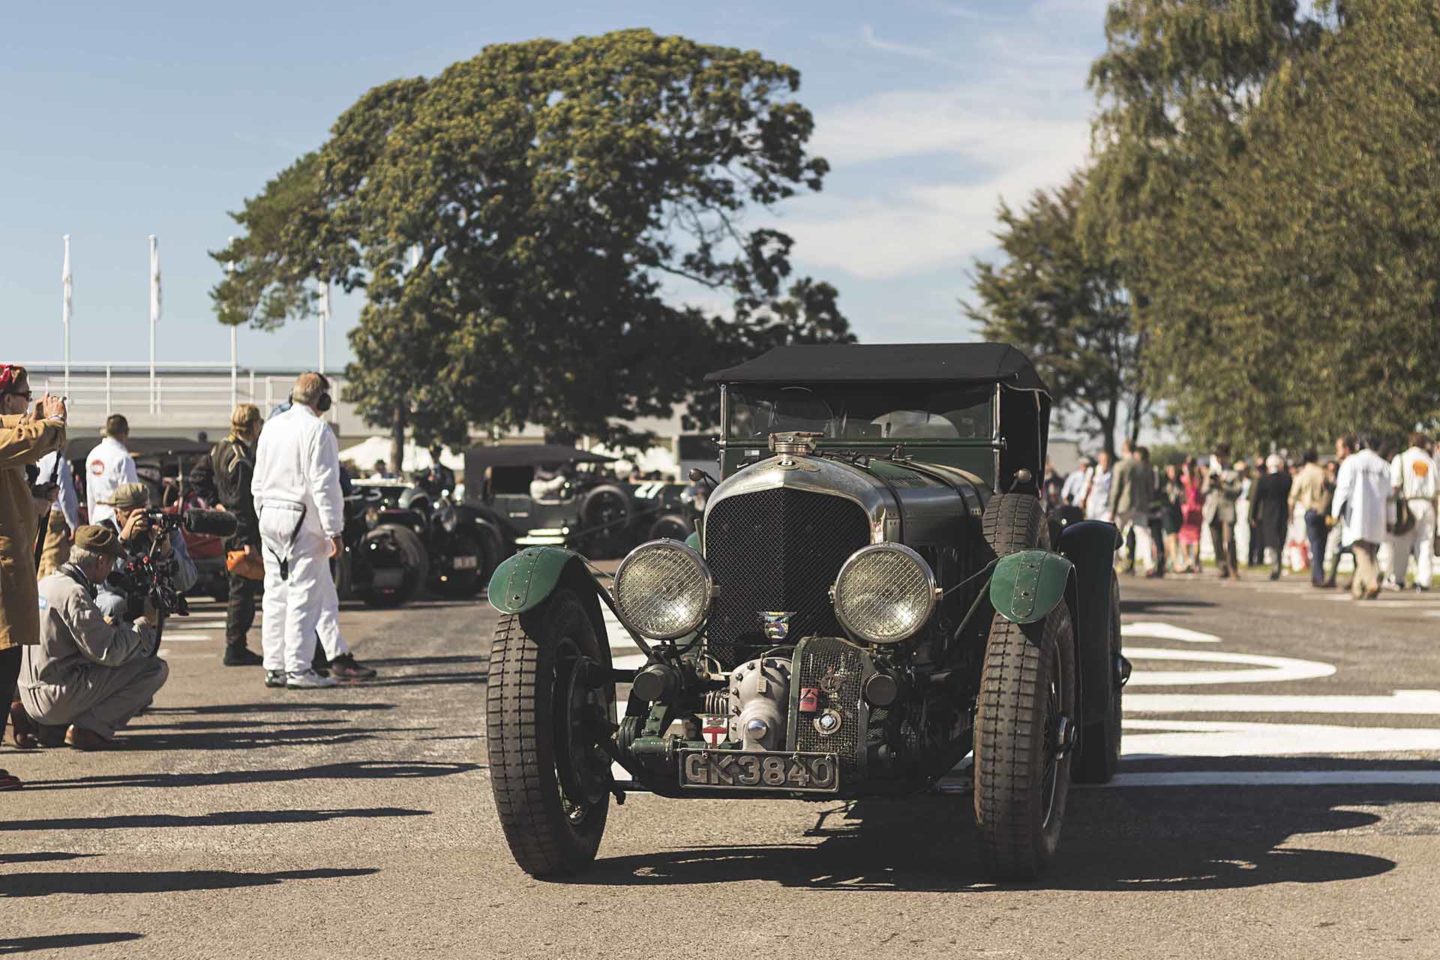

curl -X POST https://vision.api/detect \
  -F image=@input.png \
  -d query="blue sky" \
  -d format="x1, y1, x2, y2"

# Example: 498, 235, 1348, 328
0, 0, 1108, 371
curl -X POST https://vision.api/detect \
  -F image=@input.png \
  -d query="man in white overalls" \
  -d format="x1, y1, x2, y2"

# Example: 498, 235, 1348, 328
251, 373, 345, 689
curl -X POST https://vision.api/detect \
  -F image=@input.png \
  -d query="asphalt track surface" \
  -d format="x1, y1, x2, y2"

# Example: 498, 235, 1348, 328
4, 570, 1440, 959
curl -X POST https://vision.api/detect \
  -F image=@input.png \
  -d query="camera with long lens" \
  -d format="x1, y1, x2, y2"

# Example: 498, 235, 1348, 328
114, 509, 238, 621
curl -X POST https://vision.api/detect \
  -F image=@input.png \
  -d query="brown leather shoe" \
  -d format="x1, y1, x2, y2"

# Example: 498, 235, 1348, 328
65, 726, 111, 751
8, 700, 38, 750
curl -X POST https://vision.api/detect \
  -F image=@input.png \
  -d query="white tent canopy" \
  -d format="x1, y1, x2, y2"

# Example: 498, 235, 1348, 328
338, 436, 465, 475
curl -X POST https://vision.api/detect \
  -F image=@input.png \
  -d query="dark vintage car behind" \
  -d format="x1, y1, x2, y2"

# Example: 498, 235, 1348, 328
461, 444, 694, 564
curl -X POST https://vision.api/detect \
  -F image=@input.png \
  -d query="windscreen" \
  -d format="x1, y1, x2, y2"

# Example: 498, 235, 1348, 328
726, 383, 994, 442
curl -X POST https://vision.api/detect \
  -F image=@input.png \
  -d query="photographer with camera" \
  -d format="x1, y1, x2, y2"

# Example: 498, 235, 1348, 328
94, 483, 198, 625
19, 525, 166, 750
0, 364, 66, 782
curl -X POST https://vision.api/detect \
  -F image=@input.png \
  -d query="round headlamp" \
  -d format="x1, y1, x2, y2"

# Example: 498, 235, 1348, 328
832, 543, 938, 644
613, 540, 714, 640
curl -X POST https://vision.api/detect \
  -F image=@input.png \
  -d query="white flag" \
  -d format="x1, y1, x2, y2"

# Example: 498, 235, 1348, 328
62, 235, 73, 328
149, 235, 162, 325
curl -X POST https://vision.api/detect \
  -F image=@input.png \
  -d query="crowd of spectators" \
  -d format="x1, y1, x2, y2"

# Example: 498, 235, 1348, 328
1047, 432, 1439, 597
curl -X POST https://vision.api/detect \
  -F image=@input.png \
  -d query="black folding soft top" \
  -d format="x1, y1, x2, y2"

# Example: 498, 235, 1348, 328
705, 342, 1049, 395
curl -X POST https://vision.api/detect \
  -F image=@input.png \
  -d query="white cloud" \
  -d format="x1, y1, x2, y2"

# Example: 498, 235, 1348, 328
859, 24, 955, 65
788, 88, 1092, 280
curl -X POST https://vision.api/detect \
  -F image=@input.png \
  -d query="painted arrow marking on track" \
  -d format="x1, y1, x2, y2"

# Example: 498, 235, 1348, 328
1124, 646, 1337, 686
1122, 621, 1221, 643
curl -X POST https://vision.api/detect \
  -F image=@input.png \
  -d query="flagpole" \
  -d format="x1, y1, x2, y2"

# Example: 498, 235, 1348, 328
62, 235, 72, 397
227, 236, 238, 409
318, 280, 329, 376
148, 235, 159, 413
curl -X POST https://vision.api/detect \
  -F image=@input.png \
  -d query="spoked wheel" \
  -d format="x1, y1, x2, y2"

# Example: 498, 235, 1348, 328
579, 487, 632, 559
487, 588, 614, 877
974, 603, 1077, 880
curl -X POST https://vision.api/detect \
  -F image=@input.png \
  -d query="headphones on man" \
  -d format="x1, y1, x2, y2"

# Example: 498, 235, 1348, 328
291, 374, 332, 413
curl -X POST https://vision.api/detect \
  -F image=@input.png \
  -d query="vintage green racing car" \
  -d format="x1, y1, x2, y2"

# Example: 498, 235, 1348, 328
484, 343, 1127, 881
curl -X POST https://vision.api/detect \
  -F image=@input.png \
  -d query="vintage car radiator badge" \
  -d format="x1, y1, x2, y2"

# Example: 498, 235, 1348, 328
760, 611, 796, 641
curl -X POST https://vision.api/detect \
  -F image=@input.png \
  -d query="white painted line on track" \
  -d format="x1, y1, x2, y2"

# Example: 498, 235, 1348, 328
1123, 719, 1440, 756
1127, 690, 1440, 714
159, 633, 217, 642
1105, 770, 1440, 787
1121, 622, 1221, 643
1126, 646, 1336, 686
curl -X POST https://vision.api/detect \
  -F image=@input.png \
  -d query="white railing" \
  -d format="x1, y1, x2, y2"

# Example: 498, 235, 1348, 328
18, 363, 350, 434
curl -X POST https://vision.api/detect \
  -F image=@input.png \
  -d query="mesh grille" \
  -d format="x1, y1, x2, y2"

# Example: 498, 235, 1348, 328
792, 636, 868, 773
705, 488, 871, 667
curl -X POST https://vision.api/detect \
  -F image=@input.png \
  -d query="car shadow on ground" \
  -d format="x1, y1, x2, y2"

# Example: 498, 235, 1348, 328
0, 932, 144, 954
21, 760, 480, 792
0, 867, 379, 898
582, 775, 1425, 892
0, 807, 431, 833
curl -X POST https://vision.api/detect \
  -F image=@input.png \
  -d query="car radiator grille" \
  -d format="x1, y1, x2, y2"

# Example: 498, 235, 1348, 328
704, 487, 871, 668
790, 636, 870, 775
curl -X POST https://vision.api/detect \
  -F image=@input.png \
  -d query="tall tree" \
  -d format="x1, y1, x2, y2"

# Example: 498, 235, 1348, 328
1140, 0, 1440, 447
966, 174, 1145, 456
211, 30, 850, 463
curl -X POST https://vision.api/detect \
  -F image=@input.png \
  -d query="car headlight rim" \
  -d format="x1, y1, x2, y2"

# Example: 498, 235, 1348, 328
613, 539, 714, 641
833, 543, 938, 644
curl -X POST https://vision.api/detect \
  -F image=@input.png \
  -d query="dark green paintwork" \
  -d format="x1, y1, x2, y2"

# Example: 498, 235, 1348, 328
488, 546, 586, 614
990, 549, 1074, 624
685, 531, 701, 552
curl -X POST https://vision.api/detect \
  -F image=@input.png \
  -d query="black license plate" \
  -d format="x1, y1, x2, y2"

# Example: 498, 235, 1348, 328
678, 749, 839, 793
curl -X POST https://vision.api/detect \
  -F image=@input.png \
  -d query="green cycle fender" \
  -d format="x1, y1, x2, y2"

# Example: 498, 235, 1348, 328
989, 549, 1075, 625
488, 546, 594, 615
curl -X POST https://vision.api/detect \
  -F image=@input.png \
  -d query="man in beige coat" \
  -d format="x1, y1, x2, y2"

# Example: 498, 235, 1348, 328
0, 364, 67, 787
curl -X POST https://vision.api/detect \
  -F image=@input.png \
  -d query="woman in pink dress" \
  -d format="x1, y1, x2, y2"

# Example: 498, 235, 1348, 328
1178, 460, 1204, 573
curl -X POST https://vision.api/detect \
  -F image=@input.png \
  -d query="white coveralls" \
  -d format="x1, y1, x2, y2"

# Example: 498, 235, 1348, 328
1391, 446, 1438, 588
85, 436, 138, 528
251, 404, 345, 676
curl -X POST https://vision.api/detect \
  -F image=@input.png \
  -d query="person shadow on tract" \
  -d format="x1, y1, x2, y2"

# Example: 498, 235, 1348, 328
580, 764, 1423, 893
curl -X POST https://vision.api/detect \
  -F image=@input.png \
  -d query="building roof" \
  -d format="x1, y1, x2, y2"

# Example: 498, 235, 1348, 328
704, 342, 1048, 393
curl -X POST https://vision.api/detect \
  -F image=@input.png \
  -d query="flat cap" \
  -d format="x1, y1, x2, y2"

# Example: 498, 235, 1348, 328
73, 524, 127, 560
101, 482, 150, 511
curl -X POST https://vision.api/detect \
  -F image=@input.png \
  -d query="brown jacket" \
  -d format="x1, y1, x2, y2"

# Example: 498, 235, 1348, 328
0, 413, 66, 651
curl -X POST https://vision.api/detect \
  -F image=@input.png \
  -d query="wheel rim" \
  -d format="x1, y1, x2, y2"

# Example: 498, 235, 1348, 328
552, 638, 610, 824
1040, 633, 1062, 829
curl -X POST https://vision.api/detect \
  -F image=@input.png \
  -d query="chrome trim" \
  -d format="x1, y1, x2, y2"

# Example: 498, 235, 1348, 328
831, 542, 939, 644
703, 453, 899, 546
613, 539, 715, 641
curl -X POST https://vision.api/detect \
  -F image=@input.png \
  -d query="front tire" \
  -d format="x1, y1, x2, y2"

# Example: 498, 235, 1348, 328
487, 588, 613, 878
974, 603, 1077, 880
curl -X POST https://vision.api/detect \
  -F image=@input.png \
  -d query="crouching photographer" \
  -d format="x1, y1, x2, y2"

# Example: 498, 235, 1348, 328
18, 525, 166, 750
96, 483, 198, 625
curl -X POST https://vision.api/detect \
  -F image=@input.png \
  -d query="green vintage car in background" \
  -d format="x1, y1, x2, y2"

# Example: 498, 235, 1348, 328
484, 343, 1127, 881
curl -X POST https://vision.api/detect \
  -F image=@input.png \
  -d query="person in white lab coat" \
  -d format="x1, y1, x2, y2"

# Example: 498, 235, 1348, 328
251, 373, 346, 689
1390, 431, 1438, 591
85, 415, 138, 528
1332, 434, 1391, 599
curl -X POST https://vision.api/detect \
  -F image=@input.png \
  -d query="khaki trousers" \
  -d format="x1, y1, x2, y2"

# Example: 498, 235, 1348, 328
21, 655, 169, 739
1352, 540, 1381, 598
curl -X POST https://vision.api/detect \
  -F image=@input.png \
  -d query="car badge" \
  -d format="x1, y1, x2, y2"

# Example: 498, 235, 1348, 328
760, 611, 796, 641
